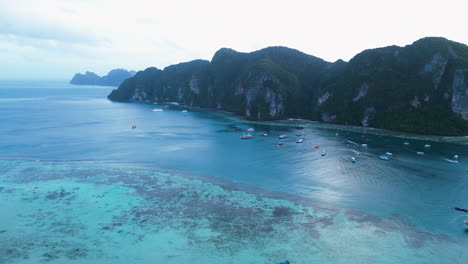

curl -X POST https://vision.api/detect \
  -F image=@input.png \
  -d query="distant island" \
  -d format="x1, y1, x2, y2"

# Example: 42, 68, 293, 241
108, 37, 468, 136
70, 69, 136, 86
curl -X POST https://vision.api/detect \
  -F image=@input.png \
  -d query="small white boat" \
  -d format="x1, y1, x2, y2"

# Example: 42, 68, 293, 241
181, 110, 188, 113
278, 135, 288, 139
296, 138, 304, 143
152, 108, 164, 112
247, 128, 255, 132
424, 144, 431, 148
454, 155, 459, 159
321, 151, 326, 156
261, 133, 268, 137
241, 133, 253, 139
361, 144, 368, 148
385, 152, 393, 156
379, 155, 389, 161
403, 142, 410, 145
351, 157, 356, 163
416, 152, 425, 155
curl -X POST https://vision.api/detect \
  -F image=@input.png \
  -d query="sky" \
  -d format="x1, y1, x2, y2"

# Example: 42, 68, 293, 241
0, 0, 467, 79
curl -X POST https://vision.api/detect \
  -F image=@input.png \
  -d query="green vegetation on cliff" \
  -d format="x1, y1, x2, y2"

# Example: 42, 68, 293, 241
108, 37, 468, 136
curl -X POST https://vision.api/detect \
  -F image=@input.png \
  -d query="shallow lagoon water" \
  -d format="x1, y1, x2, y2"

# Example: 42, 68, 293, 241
0, 80, 467, 263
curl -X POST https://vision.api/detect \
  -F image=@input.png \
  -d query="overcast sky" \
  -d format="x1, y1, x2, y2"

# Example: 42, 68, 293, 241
0, 0, 467, 79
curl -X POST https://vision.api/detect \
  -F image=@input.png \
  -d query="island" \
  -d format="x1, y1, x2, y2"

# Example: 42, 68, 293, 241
70, 69, 136, 86
107, 37, 468, 136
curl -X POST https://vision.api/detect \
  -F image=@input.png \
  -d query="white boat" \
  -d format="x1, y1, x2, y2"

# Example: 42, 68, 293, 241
361, 144, 368, 148
278, 135, 288, 139
168, 102, 179, 105
424, 144, 431, 148
403, 142, 410, 145
181, 110, 188, 113
416, 151, 425, 155
379, 155, 389, 161
247, 128, 255, 132
261, 133, 268, 137
296, 138, 304, 143
454, 155, 459, 159
385, 152, 393, 156
351, 157, 356, 163
241, 133, 253, 139
321, 151, 326, 156
152, 108, 163, 112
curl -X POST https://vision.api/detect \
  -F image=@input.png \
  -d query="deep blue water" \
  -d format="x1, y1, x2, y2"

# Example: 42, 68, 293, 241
1, 80, 467, 263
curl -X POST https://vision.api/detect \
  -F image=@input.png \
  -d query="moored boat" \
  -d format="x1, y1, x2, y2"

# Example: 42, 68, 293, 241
241, 133, 253, 139
379, 155, 389, 161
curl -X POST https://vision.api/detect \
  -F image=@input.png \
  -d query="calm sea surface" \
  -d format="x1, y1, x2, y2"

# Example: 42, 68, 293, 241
1, 80, 467, 263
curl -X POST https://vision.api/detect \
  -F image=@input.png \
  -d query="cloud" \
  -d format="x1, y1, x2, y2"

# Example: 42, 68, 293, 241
0, 0, 107, 44
0, 0, 467, 79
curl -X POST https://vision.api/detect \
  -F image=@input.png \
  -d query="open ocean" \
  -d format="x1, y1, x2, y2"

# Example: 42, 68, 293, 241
0, 80, 467, 264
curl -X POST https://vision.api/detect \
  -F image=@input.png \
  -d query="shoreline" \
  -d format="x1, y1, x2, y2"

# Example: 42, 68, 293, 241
137, 99, 468, 146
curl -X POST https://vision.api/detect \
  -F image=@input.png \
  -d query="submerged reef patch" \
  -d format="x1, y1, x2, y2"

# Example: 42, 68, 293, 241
0, 159, 466, 263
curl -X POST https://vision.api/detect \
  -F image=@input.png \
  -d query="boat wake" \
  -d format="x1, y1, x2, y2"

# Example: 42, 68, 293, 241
441, 158, 460, 163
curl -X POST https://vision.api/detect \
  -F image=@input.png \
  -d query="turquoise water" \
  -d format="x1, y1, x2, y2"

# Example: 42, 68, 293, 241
1, 80, 467, 263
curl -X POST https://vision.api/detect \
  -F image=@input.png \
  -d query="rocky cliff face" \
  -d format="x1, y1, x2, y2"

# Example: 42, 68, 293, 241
452, 69, 468, 120
70, 69, 136, 86
108, 37, 468, 135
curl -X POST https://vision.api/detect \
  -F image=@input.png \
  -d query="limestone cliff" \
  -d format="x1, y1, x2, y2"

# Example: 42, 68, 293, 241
108, 37, 468, 135
70, 69, 136, 86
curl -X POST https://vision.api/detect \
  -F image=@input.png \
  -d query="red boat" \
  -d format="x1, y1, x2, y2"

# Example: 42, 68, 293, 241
296, 126, 304, 130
